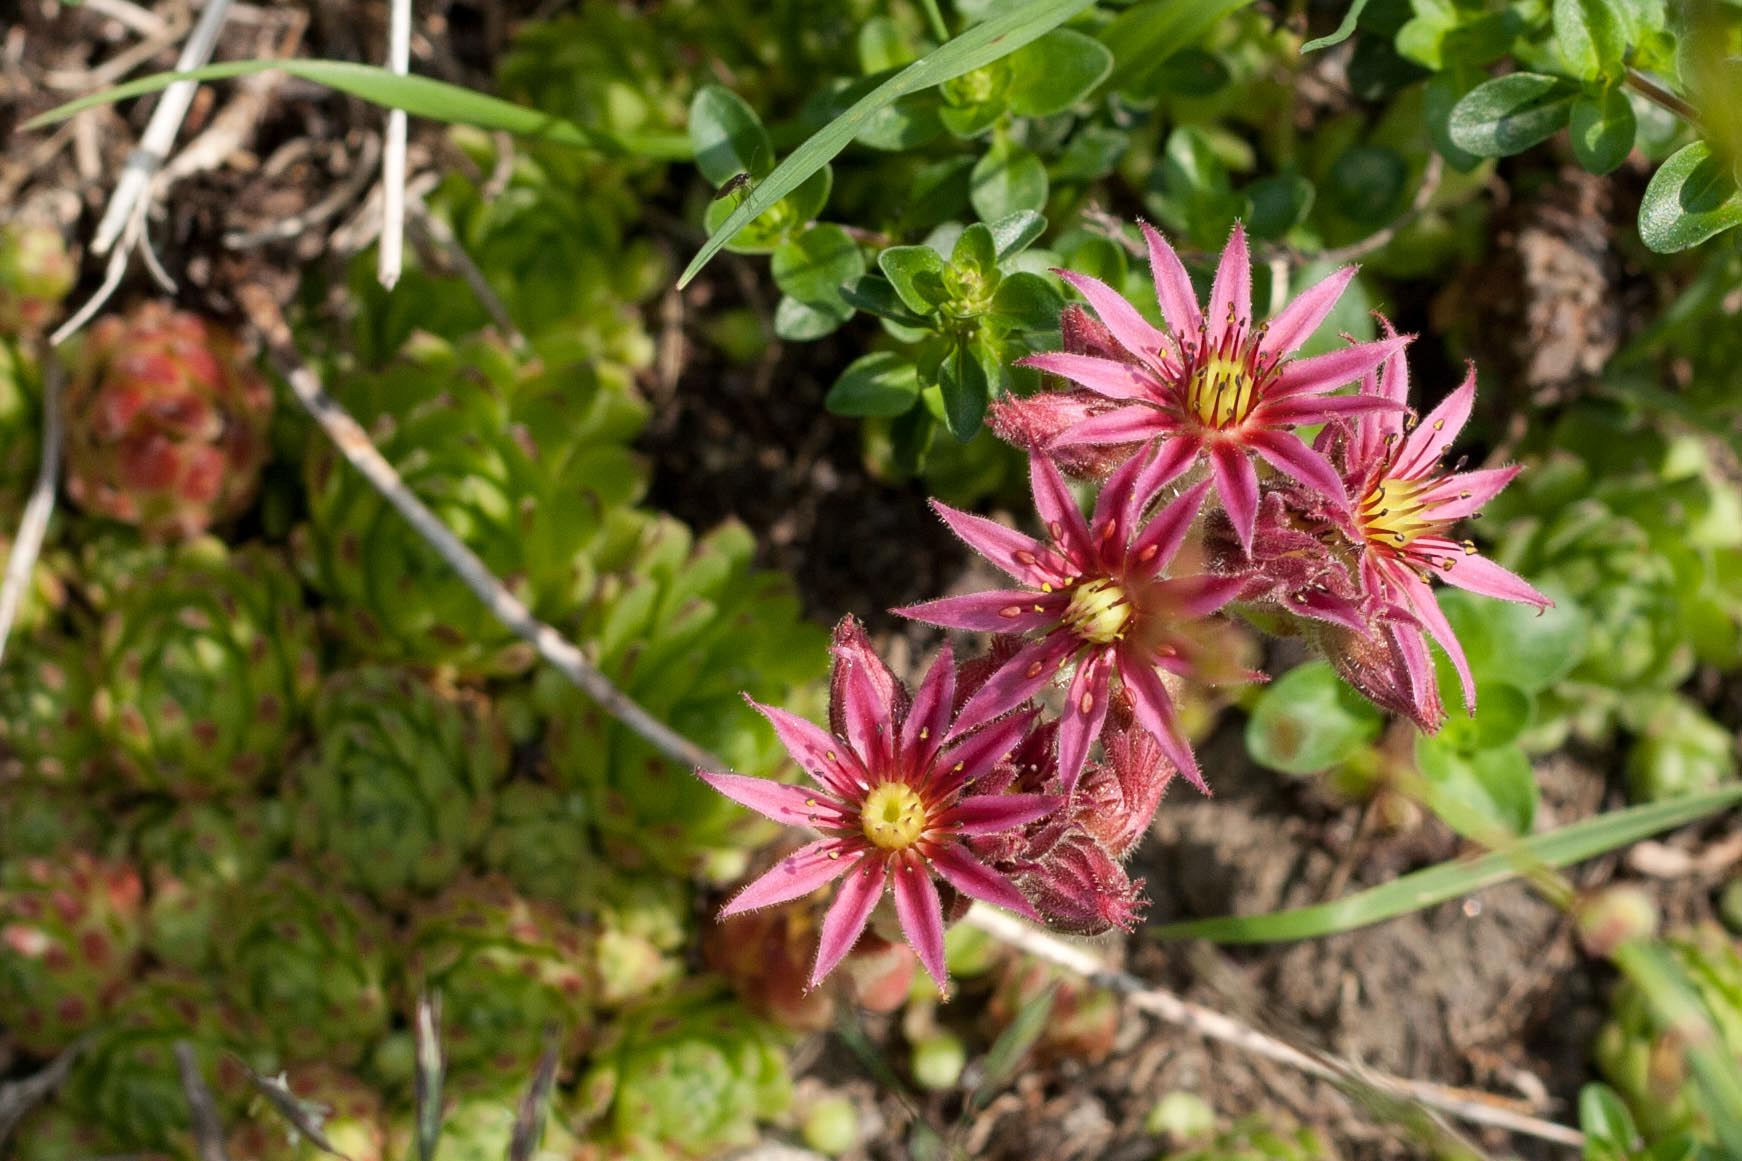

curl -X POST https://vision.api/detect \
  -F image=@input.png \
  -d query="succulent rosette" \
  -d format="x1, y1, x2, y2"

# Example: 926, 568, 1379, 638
699, 618, 1056, 990
0, 632, 104, 784
540, 515, 828, 881
413, 1092, 584, 1161
63, 971, 263, 1152
217, 865, 393, 1068
291, 666, 504, 902
0, 220, 76, 337
128, 798, 284, 969
0, 782, 104, 860
93, 537, 320, 797
406, 875, 595, 1084
1315, 332, 1550, 722
0, 851, 144, 1056
481, 779, 600, 907
1010, 222, 1407, 548
299, 333, 646, 675
573, 986, 791, 1160
591, 871, 690, 1008
899, 450, 1248, 791
225, 1064, 390, 1161
8, 1102, 131, 1161
63, 302, 273, 540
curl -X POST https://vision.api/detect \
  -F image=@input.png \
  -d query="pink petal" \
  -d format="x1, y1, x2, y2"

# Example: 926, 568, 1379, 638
1393, 366, 1475, 479
1057, 649, 1114, 792
1260, 266, 1357, 358
1117, 653, 1206, 794
1247, 429, 1348, 507
1412, 538, 1553, 608
1207, 222, 1252, 336
1393, 620, 1442, 722
1352, 318, 1411, 463
944, 792, 1060, 835
1018, 352, 1157, 402
1129, 435, 1202, 508
1155, 573, 1247, 618
892, 855, 948, 990
894, 590, 1062, 634
930, 844, 1040, 919
1269, 335, 1409, 401
830, 619, 902, 771
1208, 441, 1259, 552
750, 700, 869, 799
1088, 450, 1152, 559
1415, 466, 1520, 521
1127, 478, 1212, 577
722, 840, 859, 917
697, 770, 845, 828
1262, 392, 1404, 425
1402, 583, 1475, 714
1141, 222, 1204, 338
1050, 405, 1175, 449
931, 500, 1057, 587
1056, 270, 1168, 361
1029, 453, 1093, 563
900, 644, 957, 772
939, 705, 1045, 787
810, 859, 886, 987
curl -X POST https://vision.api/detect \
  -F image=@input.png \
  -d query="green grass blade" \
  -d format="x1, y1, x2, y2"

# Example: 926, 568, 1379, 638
1098, 0, 1258, 90
23, 59, 693, 160
1149, 786, 1742, 944
676, 0, 1097, 288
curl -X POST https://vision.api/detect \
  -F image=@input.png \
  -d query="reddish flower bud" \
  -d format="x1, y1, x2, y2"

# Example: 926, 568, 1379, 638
1074, 723, 1175, 858
1016, 827, 1147, 936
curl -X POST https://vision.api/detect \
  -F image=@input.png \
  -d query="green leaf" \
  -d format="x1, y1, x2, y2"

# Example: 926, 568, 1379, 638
840, 275, 930, 326
1244, 174, 1315, 239
1570, 85, 1637, 175
1326, 145, 1408, 223
1148, 785, 1742, 943
879, 246, 949, 314
986, 210, 1048, 260
773, 295, 850, 341
689, 85, 773, 185
1638, 141, 1742, 253
1416, 735, 1539, 835
770, 224, 865, 307
1302, 0, 1373, 53
938, 334, 995, 440
1245, 661, 1385, 776
971, 138, 1050, 222
951, 222, 999, 275
1554, 0, 1629, 80
1577, 1084, 1640, 1161
1448, 73, 1578, 157
1005, 29, 1114, 117
679, 0, 1098, 286
1099, 0, 1259, 91
971, 982, 1057, 1108
23, 59, 692, 159
987, 271, 1063, 331
1433, 682, 1533, 753
826, 352, 922, 418
1433, 584, 1587, 694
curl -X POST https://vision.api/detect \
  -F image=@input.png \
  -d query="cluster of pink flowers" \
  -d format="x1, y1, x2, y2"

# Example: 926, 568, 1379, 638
700, 221, 1550, 992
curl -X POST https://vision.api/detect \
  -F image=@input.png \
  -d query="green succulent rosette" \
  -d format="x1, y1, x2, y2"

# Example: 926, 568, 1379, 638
128, 798, 285, 970
573, 986, 791, 1160
92, 537, 320, 798
64, 970, 265, 1153
0, 632, 104, 784
226, 1064, 390, 1161
481, 779, 600, 907
291, 666, 504, 902
402, 1093, 582, 1161
1595, 924, 1742, 1145
538, 515, 827, 881
0, 850, 144, 1056
8, 1101, 132, 1161
0, 220, 75, 338
299, 333, 646, 675
0, 781, 104, 860
405, 875, 595, 1086
592, 871, 690, 1010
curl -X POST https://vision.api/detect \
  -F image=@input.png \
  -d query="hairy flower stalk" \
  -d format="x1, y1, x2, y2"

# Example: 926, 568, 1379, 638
1013, 222, 1407, 549
1321, 331, 1551, 715
698, 619, 1056, 990
898, 450, 1246, 792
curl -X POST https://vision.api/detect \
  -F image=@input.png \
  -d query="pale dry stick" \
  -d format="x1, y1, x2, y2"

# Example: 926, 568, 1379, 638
225, 132, 383, 249
240, 286, 719, 776
405, 198, 529, 354
964, 906, 1585, 1150
82, 0, 171, 38
378, 0, 413, 289
92, 0, 235, 256
0, 349, 63, 668
174, 1041, 230, 1161
0, 1036, 87, 1147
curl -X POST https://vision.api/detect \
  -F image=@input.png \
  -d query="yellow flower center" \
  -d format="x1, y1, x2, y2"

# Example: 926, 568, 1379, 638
861, 783, 928, 851
1186, 352, 1259, 429
1359, 477, 1440, 549
1062, 578, 1132, 645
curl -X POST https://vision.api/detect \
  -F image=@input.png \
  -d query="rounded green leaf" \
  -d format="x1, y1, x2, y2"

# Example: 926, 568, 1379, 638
987, 271, 1063, 332
1434, 584, 1588, 694
1638, 141, 1742, 253
826, 352, 922, 418
1327, 145, 1408, 224
985, 210, 1047, 260
689, 85, 773, 185
1554, 0, 1629, 80
1005, 29, 1115, 117
970, 138, 1049, 222
879, 245, 949, 314
1570, 84, 1637, 175
1448, 73, 1578, 157
937, 334, 996, 441
773, 295, 850, 342
1578, 1084, 1640, 1160
770, 224, 865, 307
1245, 661, 1385, 776
1415, 735, 1539, 835
1434, 681, 1533, 753
1244, 174, 1315, 239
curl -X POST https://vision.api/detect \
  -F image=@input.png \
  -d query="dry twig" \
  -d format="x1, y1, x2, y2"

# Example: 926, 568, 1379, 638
0, 347, 63, 667
175, 1041, 230, 1161
377, 0, 413, 288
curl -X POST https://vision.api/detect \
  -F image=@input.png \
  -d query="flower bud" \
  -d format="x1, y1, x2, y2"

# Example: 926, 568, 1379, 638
1575, 885, 1659, 959
1018, 827, 1147, 936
